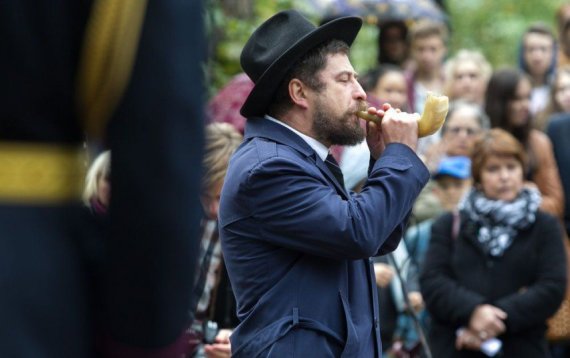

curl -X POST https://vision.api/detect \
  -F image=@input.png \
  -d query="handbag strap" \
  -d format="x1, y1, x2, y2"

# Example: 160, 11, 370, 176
451, 210, 461, 241
191, 221, 219, 320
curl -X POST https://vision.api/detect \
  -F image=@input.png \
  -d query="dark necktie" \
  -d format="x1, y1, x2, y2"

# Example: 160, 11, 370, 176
325, 154, 345, 188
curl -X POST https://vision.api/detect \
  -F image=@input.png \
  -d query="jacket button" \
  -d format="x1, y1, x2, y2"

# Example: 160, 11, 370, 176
374, 317, 379, 328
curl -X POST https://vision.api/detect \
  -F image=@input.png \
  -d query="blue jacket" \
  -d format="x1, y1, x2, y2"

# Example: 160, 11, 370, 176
219, 117, 429, 357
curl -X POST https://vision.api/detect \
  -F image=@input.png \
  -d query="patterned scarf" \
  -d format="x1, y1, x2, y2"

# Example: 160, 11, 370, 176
459, 187, 541, 257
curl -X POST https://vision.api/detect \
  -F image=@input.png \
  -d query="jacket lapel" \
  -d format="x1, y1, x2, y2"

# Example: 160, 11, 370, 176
245, 117, 350, 199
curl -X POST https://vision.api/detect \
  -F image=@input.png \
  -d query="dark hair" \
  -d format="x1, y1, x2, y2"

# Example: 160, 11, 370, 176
361, 64, 403, 92
484, 68, 531, 145
470, 128, 527, 186
267, 39, 349, 118
378, 21, 408, 65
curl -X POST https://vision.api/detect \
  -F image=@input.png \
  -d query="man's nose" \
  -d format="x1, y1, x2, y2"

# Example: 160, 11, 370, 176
354, 80, 367, 101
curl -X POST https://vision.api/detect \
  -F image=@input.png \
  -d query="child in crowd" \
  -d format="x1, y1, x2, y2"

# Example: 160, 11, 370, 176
363, 64, 409, 111
536, 65, 570, 131
405, 20, 449, 155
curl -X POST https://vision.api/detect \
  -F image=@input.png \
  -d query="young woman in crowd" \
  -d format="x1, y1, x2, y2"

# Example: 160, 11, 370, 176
485, 68, 564, 219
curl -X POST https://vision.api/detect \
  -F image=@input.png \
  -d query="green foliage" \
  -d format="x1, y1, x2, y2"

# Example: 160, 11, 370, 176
205, 0, 295, 97
447, 0, 566, 68
206, 0, 568, 97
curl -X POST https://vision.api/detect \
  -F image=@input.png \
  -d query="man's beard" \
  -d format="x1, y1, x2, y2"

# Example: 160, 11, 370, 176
312, 99, 365, 146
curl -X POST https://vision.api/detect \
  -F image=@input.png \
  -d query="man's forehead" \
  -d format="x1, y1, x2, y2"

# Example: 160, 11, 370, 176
323, 53, 357, 76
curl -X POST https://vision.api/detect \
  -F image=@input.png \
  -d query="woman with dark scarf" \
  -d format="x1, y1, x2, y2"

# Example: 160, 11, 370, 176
420, 129, 567, 357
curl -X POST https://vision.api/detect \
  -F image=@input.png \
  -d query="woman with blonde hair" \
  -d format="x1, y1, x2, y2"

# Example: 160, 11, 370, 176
444, 49, 492, 106
190, 122, 242, 358
83, 150, 111, 215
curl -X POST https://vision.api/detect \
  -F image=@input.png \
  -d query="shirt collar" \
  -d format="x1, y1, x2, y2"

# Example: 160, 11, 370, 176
264, 115, 329, 161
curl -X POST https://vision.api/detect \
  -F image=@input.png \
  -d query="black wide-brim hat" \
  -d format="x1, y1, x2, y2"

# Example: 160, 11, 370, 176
240, 10, 362, 117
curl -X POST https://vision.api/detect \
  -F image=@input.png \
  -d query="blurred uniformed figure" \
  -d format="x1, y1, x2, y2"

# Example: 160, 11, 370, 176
0, 0, 205, 357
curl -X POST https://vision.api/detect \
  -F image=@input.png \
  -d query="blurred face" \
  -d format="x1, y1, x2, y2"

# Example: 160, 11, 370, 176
479, 155, 523, 202
96, 173, 111, 208
202, 179, 223, 220
372, 71, 407, 110
451, 60, 485, 103
412, 35, 446, 74
311, 53, 366, 146
434, 176, 471, 210
523, 32, 554, 79
555, 71, 570, 112
382, 26, 407, 63
507, 78, 531, 128
442, 107, 482, 156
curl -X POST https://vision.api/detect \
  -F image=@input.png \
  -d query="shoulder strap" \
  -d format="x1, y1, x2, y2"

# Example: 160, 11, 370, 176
451, 210, 461, 241
76, 0, 148, 140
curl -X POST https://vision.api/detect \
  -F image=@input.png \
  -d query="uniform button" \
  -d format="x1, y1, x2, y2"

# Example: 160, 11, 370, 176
374, 317, 379, 328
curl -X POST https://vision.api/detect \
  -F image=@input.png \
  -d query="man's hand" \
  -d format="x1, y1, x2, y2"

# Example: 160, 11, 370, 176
380, 107, 419, 152
365, 103, 390, 160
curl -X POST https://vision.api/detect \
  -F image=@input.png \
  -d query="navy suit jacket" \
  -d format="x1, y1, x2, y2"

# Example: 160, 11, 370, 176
219, 117, 429, 357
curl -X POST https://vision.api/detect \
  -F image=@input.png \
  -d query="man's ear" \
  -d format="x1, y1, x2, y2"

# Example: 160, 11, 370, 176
289, 78, 310, 109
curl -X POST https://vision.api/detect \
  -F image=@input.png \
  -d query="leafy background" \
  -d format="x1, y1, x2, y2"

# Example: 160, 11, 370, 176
205, 0, 568, 97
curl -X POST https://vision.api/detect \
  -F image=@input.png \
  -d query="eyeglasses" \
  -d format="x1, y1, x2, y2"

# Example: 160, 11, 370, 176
446, 126, 480, 136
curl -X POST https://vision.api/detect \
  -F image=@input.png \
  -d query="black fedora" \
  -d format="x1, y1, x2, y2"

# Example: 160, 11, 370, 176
240, 10, 362, 117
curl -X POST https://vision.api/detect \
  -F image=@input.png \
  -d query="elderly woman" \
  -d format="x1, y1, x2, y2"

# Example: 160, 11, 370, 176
413, 101, 489, 223
423, 100, 489, 173
420, 128, 567, 357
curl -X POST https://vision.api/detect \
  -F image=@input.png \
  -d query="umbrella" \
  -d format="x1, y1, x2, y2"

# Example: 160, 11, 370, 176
299, 0, 448, 26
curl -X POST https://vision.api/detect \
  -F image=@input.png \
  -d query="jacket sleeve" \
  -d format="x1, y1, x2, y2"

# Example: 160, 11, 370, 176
530, 130, 565, 219
243, 143, 429, 260
492, 213, 567, 333
103, 0, 204, 353
420, 213, 486, 327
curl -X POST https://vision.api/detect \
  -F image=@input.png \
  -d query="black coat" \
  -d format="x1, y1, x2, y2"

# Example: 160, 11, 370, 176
420, 211, 567, 357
